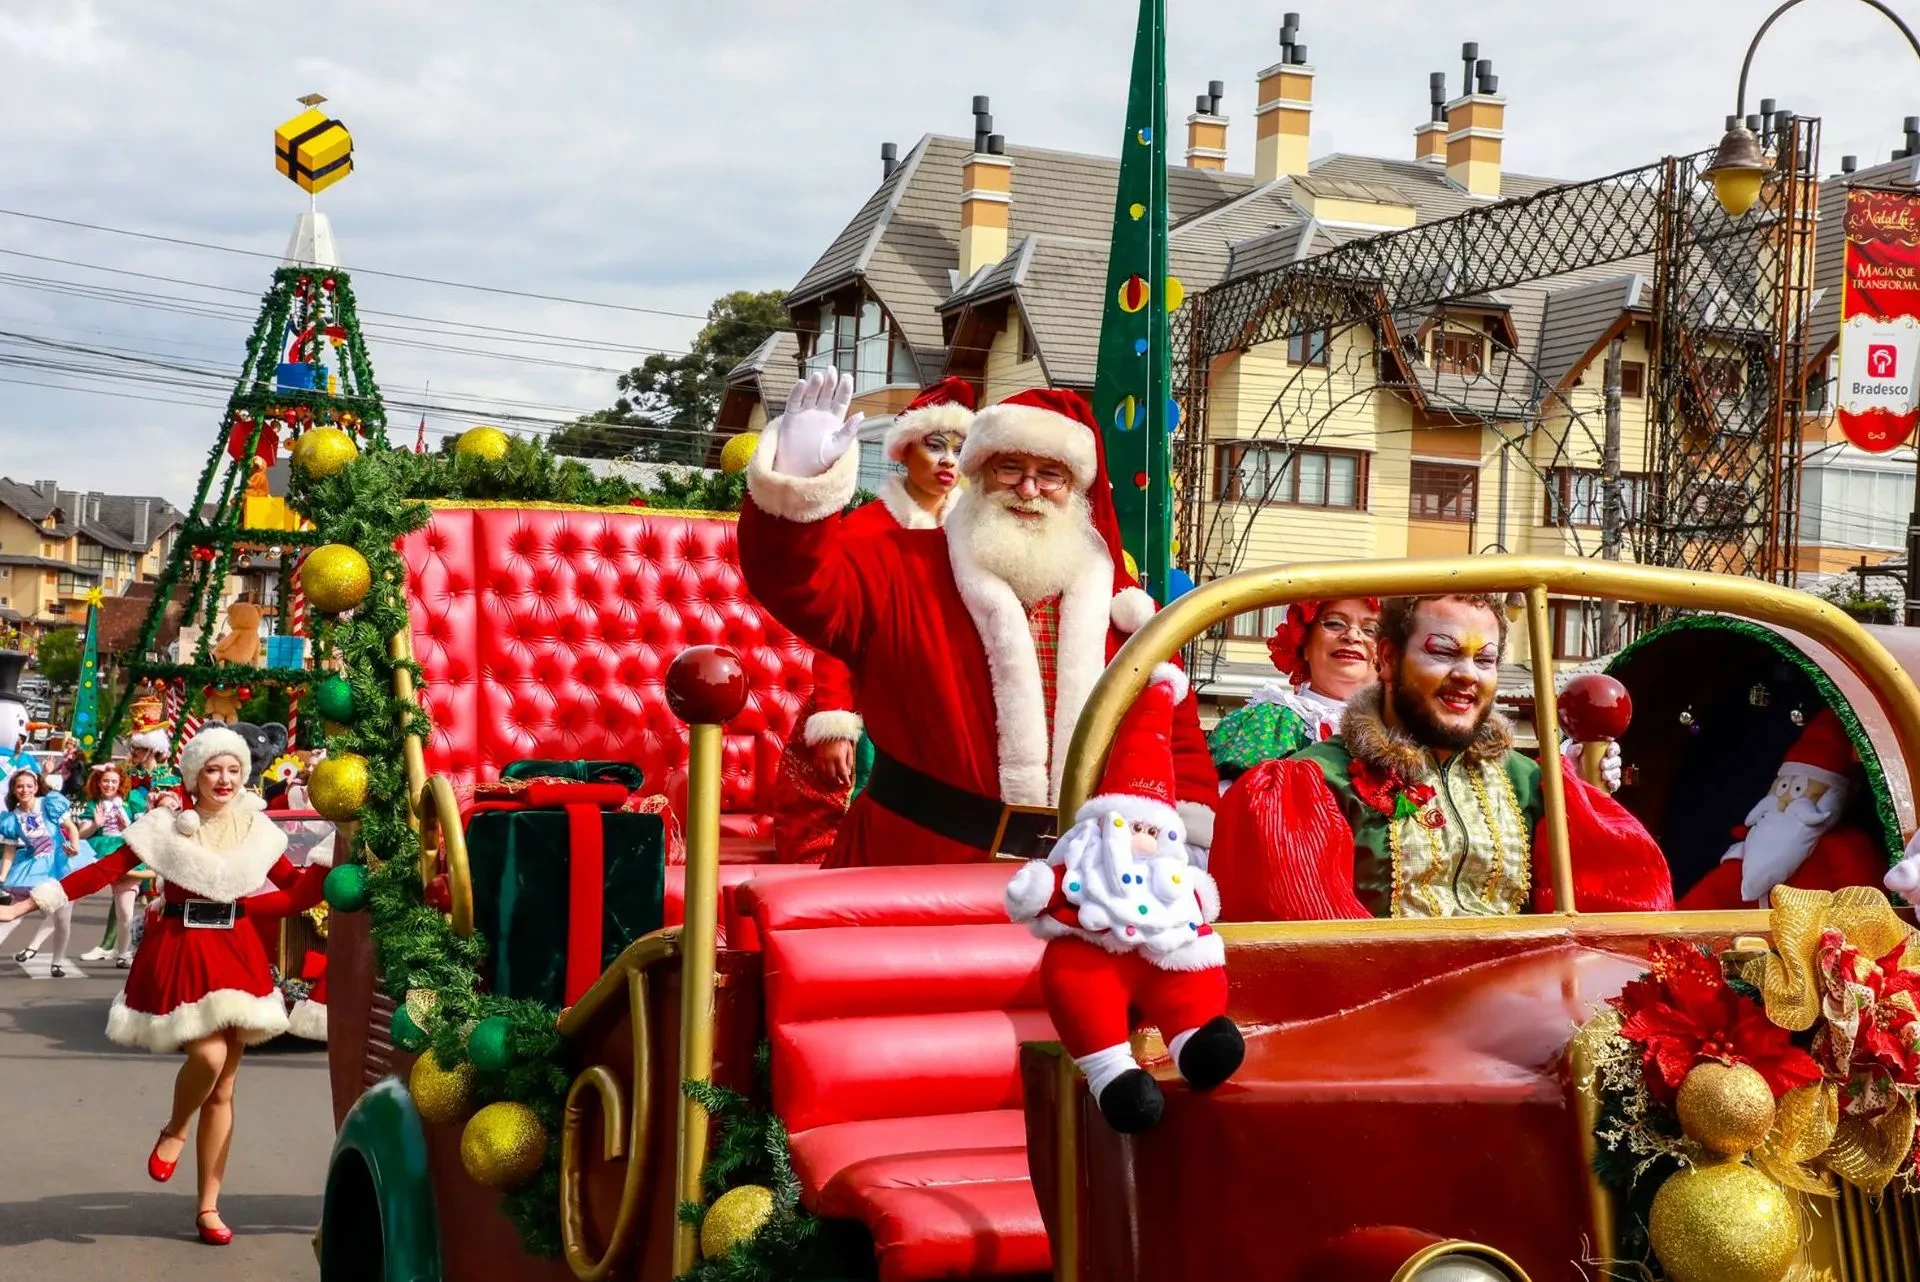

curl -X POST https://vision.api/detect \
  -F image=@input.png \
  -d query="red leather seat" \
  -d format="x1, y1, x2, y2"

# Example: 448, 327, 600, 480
400, 506, 815, 839
750, 866, 1052, 1281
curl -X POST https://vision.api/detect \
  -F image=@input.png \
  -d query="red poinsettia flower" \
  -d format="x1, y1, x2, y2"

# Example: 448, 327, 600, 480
1611, 940, 1824, 1102
1350, 757, 1441, 825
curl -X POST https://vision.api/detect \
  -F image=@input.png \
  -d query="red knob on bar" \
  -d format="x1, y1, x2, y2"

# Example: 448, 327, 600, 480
666, 645, 747, 726
1559, 673, 1633, 742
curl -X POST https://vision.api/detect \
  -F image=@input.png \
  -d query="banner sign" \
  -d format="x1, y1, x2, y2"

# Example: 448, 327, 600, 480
1839, 188, 1920, 452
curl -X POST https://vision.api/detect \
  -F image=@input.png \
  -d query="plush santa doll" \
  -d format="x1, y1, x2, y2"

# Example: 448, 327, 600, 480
1679, 708, 1889, 910
1005, 664, 1244, 1133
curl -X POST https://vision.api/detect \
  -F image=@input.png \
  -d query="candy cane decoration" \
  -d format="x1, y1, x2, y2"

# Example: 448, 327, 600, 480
165, 680, 200, 757
286, 565, 308, 746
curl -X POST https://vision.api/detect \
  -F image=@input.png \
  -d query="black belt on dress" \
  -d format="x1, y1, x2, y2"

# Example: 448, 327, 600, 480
864, 744, 1056, 858
162, 900, 247, 919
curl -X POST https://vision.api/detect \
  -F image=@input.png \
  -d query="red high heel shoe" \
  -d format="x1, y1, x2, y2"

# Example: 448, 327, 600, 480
196, 1210, 232, 1246
148, 1128, 185, 1183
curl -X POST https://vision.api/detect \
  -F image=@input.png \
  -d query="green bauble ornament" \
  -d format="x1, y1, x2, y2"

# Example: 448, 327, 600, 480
468, 1016, 515, 1073
324, 863, 370, 913
312, 674, 356, 724
391, 1003, 429, 1054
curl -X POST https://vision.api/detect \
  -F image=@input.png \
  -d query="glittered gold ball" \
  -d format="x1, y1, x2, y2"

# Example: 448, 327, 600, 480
1649, 1161, 1798, 1282
307, 752, 370, 821
719, 432, 759, 476
454, 425, 511, 462
460, 1102, 548, 1189
300, 544, 371, 614
1676, 1061, 1777, 1157
700, 1184, 775, 1259
408, 1049, 476, 1125
291, 426, 360, 479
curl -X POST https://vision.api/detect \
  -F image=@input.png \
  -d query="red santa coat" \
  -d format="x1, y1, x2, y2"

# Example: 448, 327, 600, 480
1678, 824, 1890, 910
742, 449, 1216, 868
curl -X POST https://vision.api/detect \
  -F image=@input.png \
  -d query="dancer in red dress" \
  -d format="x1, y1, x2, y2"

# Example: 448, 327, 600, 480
0, 725, 330, 1245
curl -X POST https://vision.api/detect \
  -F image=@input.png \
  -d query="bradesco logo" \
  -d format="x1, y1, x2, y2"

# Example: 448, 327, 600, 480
1856, 342, 1912, 398
1870, 343, 1899, 378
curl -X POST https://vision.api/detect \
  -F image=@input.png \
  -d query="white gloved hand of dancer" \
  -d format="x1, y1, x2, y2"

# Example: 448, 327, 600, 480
1886, 830, 1920, 898
1562, 737, 1623, 793
770, 368, 866, 478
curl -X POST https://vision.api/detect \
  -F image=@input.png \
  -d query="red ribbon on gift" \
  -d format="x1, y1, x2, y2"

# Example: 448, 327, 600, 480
524, 780, 630, 1006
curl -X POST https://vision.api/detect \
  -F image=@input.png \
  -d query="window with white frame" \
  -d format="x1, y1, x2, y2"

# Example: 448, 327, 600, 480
1801, 465, 1914, 548
804, 297, 921, 393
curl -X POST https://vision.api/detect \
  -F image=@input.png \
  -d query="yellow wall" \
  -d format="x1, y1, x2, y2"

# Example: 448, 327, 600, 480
1520, 323, 1653, 564
982, 306, 1050, 402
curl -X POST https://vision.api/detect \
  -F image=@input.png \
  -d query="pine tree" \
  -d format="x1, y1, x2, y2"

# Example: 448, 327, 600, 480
95, 265, 390, 759
1093, 0, 1175, 602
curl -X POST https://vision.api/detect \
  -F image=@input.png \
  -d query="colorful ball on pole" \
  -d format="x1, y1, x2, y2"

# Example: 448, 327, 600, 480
311, 674, 356, 724
460, 1102, 548, 1189
700, 1184, 775, 1259
467, 1016, 516, 1073
409, 1049, 476, 1125
308, 752, 370, 821
719, 432, 760, 475
300, 544, 371, 614
291, 426, 360, 479
323, 863, 370, 912
454, 425, 511, 462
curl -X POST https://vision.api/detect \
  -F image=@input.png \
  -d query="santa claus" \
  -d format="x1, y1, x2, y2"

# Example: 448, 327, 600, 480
770, 377, 974, 862
741, 367, 1216, 867
1679, 707, 1889, 910
1005, 663, 1240, 1133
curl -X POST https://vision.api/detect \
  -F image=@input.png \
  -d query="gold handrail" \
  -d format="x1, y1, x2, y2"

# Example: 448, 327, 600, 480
1063, 556, 1920, 908
558, 954, 659, 1282
390, 626, 474, 936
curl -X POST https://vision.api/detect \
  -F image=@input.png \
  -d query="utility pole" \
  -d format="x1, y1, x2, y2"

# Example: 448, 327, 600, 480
1599, 337, 1626, 652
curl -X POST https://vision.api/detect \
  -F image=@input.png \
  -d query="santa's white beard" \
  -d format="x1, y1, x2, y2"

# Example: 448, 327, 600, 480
950, 487, 1103, 606
1734, 793, 1844, 903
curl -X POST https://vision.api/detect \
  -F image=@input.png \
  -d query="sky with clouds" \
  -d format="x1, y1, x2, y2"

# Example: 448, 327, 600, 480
4, 0, 1919, 508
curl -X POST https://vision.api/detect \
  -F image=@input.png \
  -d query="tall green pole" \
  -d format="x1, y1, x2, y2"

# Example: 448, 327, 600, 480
1093, 0, 1175, 602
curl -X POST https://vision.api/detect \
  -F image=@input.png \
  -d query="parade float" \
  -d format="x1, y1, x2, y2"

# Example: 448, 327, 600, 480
86, 9, 1920, 1281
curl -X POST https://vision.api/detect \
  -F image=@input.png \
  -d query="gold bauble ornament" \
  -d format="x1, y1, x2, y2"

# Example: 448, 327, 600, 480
291, 426, 360, 478
300, 544, 371, 613
454, 425, 511, 462
718, 432, 759, 476
460, 1102, 548, 1189
1649, 1161, 1798, 1282
408, 1049, 476, 1125
700, 1184, 775, 1259
308, 753, 370, 821
1676, 1061, 1777, 1157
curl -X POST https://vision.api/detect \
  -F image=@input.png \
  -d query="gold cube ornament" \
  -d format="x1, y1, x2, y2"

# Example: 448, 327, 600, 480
274, 108, 353, 195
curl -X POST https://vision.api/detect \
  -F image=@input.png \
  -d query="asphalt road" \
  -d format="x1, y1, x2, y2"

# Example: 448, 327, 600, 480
0, 894, 333, 1279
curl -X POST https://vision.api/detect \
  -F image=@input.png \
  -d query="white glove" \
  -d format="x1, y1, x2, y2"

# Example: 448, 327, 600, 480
770, 368, 865, 478
1887, 832, 1920, 898
1004, 858, 1054, 922
1562, 737, 1622, 793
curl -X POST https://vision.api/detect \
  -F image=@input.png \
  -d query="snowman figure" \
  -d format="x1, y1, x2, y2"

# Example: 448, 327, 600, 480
0, 650, 38, 776
1005, 665, 1244, 1133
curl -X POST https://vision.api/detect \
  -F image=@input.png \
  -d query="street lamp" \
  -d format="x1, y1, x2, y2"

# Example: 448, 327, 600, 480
1708, 0, 1920, 217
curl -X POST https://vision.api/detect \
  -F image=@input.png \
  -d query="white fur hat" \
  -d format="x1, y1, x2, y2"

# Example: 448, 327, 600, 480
179, 726, 250, 796
883, 377, 976, 463
129, 727, 171, 755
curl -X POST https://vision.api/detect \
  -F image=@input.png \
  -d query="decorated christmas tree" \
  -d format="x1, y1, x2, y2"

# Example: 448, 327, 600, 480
1092, 0, 1177, 602
70, 587, 103, 755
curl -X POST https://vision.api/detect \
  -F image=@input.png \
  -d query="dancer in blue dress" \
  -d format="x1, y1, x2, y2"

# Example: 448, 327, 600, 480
0, 767, 95, 975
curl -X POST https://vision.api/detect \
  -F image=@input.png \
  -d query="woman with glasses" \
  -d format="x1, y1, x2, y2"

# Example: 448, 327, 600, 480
770, 378, 974, 862
1208, 598, 1383, 784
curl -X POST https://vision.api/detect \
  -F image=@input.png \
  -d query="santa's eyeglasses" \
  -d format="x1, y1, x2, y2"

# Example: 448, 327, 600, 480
989, 461, 1073, 494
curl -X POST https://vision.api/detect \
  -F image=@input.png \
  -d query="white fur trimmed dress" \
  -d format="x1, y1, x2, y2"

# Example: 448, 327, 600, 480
30, 801, 328, 1053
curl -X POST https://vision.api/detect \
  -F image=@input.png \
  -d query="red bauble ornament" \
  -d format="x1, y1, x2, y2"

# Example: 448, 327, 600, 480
1560, 673, 1633, 743
236, 686, 253, 702
322, 276, 337, 293
665, 646, 748, 725
201, 685, 216, 699
424, 874, 452, 913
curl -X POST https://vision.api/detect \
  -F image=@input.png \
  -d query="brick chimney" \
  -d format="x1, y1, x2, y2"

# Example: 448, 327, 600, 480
1254, 14, 1312, 183
958, 96, 1012, 280
1445, 43, 1505, 197
1414, 71, 1447, 163
1185, 82, 1228, 170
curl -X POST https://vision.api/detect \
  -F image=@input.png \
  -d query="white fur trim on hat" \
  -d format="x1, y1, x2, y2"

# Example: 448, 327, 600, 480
1150, 662, 1190, 704
129, 728, 171, 754
804, 710, 864, 745
1077, 791, 1183, 835
1112, 586, 1155, 635
745, 417, 862, 524
884, 402, 972, 463
1777, 762, 1850, 793
958, 402, 1098, 491
179, 726, 250, 797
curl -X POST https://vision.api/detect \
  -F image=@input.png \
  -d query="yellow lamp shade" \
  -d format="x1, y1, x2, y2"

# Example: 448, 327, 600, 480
1711, 168, 1764, 218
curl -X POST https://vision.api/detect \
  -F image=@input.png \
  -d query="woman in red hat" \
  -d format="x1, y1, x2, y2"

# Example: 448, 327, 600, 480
770, 378, 975, 862
0, 725, 331, 1245
1207, 598, 1381, 783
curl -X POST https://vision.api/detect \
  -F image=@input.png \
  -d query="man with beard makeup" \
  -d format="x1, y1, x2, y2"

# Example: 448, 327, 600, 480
740, 368, 1217, 868
1208, 593, 1672, 920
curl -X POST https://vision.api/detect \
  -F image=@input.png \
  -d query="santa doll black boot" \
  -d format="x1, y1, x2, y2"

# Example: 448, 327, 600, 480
1095, 1068, 1166, 1133
1172, 1015, 1245, 1091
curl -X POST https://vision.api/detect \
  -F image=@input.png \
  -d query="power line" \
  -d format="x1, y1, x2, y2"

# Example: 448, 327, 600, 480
0, 205, 714, 321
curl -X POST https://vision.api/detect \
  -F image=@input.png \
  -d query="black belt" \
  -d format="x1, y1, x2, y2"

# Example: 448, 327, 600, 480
162, 901, 247, 919
864, 745, 1056, 857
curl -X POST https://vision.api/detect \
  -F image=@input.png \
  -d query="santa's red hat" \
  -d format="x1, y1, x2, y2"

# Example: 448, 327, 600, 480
960, 387, 1158, 634
1778, 707, 1855, 791
884, 377, 976, 463
1075, 664, 1192, 833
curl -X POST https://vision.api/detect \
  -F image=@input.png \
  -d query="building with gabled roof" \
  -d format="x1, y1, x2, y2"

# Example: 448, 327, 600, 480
0, 477, 185, 636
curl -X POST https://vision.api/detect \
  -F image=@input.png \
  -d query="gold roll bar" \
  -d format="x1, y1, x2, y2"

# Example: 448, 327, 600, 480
1061, 556, 1920, 887
671, 720, 724, 1275
1525, 586, 1577, 912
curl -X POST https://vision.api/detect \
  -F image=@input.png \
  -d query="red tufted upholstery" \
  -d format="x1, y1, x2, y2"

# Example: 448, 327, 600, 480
402, 506, 815, 831
750, 866, 1053, 1281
